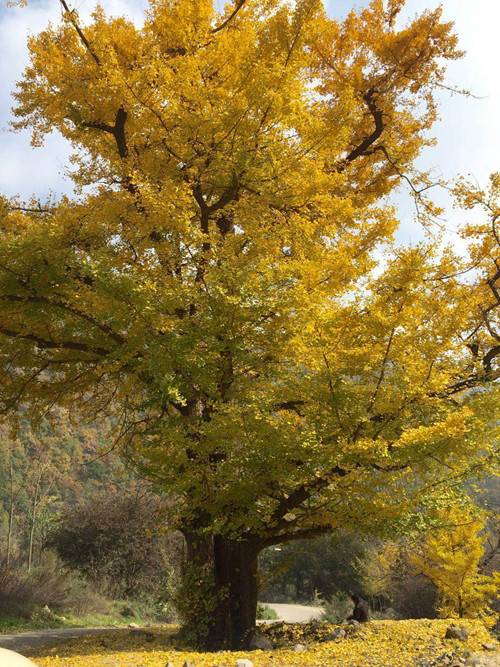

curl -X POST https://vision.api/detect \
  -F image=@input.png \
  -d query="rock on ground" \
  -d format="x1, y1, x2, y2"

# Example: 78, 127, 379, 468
0, 648, 39, 666
293, 643, 307, 652
322, 627, 346, 641
248, 632, 273, 650
445, 625, 469, 641
465, 654, 500, 667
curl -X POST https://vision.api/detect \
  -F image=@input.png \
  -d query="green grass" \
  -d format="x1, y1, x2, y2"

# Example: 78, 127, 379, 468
0, 601, 159, 634
0, 614, 65, 633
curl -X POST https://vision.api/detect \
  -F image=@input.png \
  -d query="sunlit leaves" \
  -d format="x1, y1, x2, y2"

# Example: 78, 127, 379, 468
0, 0, 498, 546
34, 619, 496, 667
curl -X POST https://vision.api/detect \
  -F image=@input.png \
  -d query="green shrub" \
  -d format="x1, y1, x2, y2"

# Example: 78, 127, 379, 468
256, 603, 278, 620
321, 591, 352, 623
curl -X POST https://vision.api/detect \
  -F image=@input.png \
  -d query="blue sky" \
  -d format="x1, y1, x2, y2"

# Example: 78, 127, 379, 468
0, 0, 498, 245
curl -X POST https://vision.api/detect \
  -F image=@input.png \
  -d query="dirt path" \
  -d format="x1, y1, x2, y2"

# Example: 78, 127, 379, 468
0, 627, 120, 654
0, 604, 322, 655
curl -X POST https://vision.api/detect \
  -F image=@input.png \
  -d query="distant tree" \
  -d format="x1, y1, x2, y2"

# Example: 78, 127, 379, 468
259, 532, 366, 602
0, 417, 70, 570
410, 509, 500, 622
1, 0, 499, 648
356, 539, 438, 618
0, 427, 26, 567
0, 412, 129, 570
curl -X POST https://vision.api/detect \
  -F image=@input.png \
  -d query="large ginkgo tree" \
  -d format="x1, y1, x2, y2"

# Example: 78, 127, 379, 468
1, 0, 498, 648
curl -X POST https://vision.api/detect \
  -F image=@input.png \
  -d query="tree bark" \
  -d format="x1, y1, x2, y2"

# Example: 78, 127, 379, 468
183, 532, 260, 650
213, 535, 259, 649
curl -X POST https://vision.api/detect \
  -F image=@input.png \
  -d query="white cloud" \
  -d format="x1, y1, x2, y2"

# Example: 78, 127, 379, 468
388, 1, 500, 244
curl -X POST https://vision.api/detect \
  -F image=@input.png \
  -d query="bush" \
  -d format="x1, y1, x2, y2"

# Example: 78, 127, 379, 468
63, 581, 111, 617
48, 486, 183, 598
0, 557, 70, 616
0, 553, 108, 618
320, 591, 352, 623
256, 603, 278, 620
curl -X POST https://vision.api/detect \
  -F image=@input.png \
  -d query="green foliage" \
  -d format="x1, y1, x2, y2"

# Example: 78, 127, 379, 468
256, 603, 278, 620
175, 563, 226, 648
320, 591, 352, 623
259, 533, 367, 603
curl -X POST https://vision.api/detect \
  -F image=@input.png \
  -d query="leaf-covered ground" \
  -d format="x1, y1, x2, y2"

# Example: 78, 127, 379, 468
31, 620, 498, 667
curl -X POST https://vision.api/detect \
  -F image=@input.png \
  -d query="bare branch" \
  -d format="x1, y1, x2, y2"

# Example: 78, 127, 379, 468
83, 106, 129, 158
0, 326, 110, 357
211, 0, 247, 34
58, 0, 100, 65
7, 205, 53, 215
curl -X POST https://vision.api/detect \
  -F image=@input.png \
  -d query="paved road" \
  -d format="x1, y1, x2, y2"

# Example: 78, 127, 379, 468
0, 627, 119, 655
263, 603, 323, 623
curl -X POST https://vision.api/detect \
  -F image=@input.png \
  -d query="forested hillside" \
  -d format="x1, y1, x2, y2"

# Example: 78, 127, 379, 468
1, 412, 126, 568
0, 412, 184, 628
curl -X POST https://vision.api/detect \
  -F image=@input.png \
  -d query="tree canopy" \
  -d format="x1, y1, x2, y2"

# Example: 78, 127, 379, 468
0, 0, 498, 648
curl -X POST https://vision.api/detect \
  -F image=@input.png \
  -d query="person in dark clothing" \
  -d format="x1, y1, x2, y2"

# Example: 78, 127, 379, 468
347, 594, 369, 622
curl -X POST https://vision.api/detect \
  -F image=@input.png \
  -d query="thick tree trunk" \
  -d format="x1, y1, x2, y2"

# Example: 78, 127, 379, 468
183, 532, 260, 650
213, 535, 259, 649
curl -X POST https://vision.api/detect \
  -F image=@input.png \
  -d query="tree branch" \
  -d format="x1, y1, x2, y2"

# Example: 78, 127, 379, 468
0, 326, 110, 358
83, 106, 129, 159
339, 88, 384, 169
274, 400, 306, 416
7, 205, 53, 215
262, 524, 333, 548
58, 0, 100, 65
0, 295, 125, 345
483, 344, 500, 373
270, 466, 348, 528
211, 0, 247, 34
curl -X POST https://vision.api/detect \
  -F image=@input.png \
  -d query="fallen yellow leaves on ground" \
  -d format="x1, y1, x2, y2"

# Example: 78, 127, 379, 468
33, 620, 496, 667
